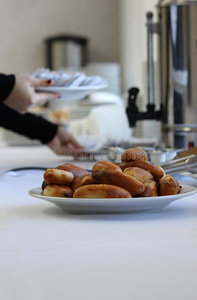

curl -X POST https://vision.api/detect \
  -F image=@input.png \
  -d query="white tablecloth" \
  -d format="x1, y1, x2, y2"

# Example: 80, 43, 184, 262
1, 145, 197, 300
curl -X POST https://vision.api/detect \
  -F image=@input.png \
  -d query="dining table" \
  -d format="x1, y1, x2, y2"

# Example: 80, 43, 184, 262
1, 140, 197, 300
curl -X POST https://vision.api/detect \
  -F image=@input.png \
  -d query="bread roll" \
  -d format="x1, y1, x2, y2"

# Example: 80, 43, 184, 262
137, 180, 158, 197
56, 163, 89, 178
43, 185, 73, 198
123, 167, 153, 183
43, 168, 74, 185
70, 174, 96, 191
92, 170, 145, 196
117, 160, 165, 182
92, 160, 122, 173
121, 148, 147, 162
159, 175, 180, 196
73, 184, 132, 198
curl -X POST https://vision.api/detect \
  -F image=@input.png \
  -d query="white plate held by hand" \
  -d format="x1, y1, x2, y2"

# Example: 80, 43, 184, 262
28, 185, 196, 215
36, 84, 108, 101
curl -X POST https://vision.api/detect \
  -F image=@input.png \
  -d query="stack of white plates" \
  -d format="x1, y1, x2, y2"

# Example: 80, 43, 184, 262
50, 92, 123, 123
82, 62, 121, 95
70, 92, 123, 120
69, 103, 92, 120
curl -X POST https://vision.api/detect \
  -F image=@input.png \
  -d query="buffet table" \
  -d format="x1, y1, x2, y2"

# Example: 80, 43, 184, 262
1, 144, 197, 300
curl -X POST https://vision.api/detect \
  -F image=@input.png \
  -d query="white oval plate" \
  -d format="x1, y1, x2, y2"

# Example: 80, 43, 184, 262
28, 185, 197, 215
36, 84, 108, 100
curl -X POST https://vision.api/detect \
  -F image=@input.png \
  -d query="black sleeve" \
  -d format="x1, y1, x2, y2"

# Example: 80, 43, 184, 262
0, 74, 15, 102
0, 102, 58, 144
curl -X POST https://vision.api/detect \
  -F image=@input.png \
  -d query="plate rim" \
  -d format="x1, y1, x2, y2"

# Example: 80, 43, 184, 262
28, 185, 197, 214
28, 184, 197, 203
36, 83, 108, 92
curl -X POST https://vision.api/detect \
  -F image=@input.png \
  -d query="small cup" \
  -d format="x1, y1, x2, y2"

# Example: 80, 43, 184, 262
149, 151, 166, 164
164, 149, 177, 161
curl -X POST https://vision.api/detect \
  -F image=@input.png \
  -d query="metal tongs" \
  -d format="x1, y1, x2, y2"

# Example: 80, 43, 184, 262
160, 154, 197, 174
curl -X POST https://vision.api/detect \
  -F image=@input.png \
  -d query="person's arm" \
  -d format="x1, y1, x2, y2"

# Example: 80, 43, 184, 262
0, 102, 84, 154
0, 102, 58, 143
0, 73, 83, 154
47, 126, 84, 155
0, 73, 15, 102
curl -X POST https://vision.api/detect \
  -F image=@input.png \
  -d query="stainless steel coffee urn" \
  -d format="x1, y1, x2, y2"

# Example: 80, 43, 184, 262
158, 0, 197, 149
45, 34, 88, 71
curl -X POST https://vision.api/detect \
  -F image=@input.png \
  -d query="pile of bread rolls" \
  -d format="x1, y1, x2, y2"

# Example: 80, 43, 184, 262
42, 148, 181, 199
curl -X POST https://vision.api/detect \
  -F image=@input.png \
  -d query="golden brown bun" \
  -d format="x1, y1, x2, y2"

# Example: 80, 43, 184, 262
121, 148, 147, 162
159, 175, 180, 196
43, 185, 73, 198
92, 170, 145, 196
41, 153, 181, 199
81, 174, 97, 186
56, 163, 89, 178
137, 180, 158, 197
117, 160, 165, 182
73, 184, 132, 198
92, 160, 122, 173
43, 168, 74, 185
123, 167, 153, 183
70, 174, 96, 192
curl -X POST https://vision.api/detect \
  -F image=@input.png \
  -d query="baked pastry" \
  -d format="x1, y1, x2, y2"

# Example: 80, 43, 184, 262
73, 184, 132, 198
92, 160, 122, 172
117, 160, 165, 182
43, 185, 73, 198
70, 174, 96, 191
159, 175, 181, 196
137, 180, 158, 197
40, 149, 181, 199
92, 169, 145, 196
55, 163, 89, 178
121, 148, 147, 162
123, 166, 153, 183
43, 168, 74, 185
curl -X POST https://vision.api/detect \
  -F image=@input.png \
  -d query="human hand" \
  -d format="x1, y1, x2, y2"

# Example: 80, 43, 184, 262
3, 74, 60, 114
47, 126, 84, 156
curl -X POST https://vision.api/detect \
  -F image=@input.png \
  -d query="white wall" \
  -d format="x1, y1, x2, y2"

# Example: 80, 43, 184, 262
0, 0, 119, 74
119, 0, 158, 95
1, 0, 159, 97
